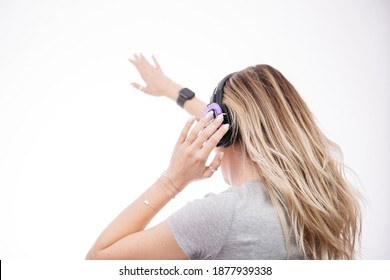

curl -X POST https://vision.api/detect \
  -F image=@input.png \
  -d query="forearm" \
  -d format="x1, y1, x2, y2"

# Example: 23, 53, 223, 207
163, 81, 207, 119
183, 97, 207, 120
87, 175, 180, 257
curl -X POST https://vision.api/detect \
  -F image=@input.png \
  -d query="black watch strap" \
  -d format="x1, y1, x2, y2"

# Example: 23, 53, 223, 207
177, 88, 195, 108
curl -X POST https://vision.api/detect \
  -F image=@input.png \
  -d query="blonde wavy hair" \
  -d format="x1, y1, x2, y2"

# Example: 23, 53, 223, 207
222, 65, 362, 259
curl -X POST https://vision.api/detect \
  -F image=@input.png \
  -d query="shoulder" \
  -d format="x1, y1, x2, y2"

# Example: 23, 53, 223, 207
192, 187, 239, 215
167, 186, 239, 259
169, 186, 239, 231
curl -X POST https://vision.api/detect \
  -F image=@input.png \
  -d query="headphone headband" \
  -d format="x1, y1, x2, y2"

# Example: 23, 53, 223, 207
210, 73, 235, 104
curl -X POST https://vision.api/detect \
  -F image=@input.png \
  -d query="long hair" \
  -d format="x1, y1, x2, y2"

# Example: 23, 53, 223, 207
222, 65, 362, 259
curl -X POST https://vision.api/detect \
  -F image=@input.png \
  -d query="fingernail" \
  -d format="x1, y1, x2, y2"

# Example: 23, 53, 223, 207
222, 124, 230, 130
205, 111, 213, 119
188, 116, 195, 123
217, 114, 224, 122
219, 152, 224, 160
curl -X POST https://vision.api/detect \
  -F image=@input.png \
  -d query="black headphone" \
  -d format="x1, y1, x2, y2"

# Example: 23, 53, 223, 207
200, 72, 240, 147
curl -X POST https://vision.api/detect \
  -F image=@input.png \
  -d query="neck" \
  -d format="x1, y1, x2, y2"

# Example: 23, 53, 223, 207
223, 142, 259, 186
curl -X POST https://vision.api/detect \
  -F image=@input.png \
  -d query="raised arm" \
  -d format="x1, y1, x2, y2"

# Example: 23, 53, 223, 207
129, 54, 206, 118
86, 113, 228, 259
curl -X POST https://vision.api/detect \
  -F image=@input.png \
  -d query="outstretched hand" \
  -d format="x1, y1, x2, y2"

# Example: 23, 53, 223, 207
129, 54, 181, 100
165, 111, 229, 191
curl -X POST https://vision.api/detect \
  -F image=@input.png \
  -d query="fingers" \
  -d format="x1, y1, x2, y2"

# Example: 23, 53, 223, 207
129, 53, 156, 69
203, 152, 224, 178
200, 123, 229, 157
184, 110, 214, 144
128, 53, 142, 65
139, 53, 152, 68
173, 113, 228, 183
128, 55, 143, 73
128, 53, 146, 68
152, 55, 162, 71
129, 53, 162, 69
129, 53, 155, 92
193, 113, 225, 148
177, 116, 196, 145
130, 82, 145, 91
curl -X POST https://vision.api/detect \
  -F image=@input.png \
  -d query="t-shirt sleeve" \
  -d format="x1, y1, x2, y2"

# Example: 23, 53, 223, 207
167, 191, 237, 260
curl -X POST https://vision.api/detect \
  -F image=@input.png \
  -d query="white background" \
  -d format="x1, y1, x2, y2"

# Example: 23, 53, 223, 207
0, 0, 389, 260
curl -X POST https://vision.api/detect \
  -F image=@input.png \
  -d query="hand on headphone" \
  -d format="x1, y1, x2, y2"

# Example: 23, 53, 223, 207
165, 111, 229, 192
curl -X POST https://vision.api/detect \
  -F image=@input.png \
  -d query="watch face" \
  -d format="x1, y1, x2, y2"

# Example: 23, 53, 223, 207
177, 88, 195, 107
181, 88, 195, 99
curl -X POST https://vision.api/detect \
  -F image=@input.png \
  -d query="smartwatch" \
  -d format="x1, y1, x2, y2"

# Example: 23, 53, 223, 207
176, 88, 195, 108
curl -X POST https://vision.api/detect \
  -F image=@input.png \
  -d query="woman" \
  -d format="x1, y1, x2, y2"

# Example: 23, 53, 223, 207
86, 54, 361, 260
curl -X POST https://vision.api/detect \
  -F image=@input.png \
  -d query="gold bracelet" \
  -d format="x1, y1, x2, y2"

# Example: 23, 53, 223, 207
158, 178, 176, 199
162, 171, 181, 194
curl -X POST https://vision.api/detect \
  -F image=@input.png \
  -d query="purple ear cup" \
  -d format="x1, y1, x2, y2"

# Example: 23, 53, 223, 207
200, 102, 235, 147
200, 103, 223, 119
202, 72, 240, 147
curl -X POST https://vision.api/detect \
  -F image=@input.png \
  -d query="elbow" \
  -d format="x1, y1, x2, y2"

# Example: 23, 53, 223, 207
85, 250, 95, 260
86, 247, 113, 260
86, 248, 102, 260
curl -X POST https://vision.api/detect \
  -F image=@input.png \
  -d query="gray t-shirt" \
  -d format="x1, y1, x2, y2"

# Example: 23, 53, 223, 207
167, 180, 302, 259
